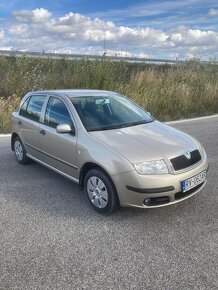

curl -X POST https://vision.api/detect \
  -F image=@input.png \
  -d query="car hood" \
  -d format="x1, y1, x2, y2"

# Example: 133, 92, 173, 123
89, 121, 200, 164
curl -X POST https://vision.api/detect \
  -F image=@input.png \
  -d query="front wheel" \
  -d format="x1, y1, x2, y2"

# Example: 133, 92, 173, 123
84, 169, 119, 214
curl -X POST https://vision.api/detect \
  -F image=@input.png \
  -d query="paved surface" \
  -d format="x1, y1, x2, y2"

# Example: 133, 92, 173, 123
0, 116, 218, 290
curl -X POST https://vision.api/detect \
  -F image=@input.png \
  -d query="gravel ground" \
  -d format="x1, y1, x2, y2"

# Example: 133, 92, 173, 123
0, 116, 218, 290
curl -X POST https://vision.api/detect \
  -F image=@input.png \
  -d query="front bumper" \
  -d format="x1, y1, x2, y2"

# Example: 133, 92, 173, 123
112, 157, 209, 208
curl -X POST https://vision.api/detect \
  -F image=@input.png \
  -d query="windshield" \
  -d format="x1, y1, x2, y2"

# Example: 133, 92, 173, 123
71, 94, 154, 132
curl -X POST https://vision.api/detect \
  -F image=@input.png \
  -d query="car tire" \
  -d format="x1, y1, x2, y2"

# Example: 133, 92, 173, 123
13, 136, 30, 165
84, 168, 119, 214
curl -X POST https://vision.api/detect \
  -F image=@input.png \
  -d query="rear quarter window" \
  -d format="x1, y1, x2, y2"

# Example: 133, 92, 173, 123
19, 95, 46, 122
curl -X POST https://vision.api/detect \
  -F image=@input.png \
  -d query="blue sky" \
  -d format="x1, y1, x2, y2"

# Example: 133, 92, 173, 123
0, 0, 218, 59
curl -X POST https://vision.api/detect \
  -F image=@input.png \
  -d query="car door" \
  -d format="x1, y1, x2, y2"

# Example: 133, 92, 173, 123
38, 96, 78, 181
17, 94, 47, 159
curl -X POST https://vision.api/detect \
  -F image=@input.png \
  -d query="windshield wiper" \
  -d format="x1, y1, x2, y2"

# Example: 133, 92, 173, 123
120, 120, 153, 128
88, 125, 122, 132
88, 120, 154, 132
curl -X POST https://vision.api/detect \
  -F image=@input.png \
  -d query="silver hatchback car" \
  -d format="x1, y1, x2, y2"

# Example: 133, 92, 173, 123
11, 90, 208, 213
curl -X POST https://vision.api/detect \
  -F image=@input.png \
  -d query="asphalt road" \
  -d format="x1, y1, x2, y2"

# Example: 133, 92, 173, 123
0, 116, 218, 290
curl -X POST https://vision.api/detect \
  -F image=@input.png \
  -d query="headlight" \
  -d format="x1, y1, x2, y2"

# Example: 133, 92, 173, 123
133, 160, 168, 175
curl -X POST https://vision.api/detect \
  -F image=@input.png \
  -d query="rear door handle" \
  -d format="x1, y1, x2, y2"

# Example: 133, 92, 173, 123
40, 129, 46, 136
17, 120, 22, 125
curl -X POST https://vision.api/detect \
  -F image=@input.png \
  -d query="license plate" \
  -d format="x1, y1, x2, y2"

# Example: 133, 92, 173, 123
181, 170, 207, 192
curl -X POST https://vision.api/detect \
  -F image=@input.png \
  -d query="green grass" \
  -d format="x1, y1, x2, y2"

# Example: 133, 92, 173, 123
0, 55, 218, 133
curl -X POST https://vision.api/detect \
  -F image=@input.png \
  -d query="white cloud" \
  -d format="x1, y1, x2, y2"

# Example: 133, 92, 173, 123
208, 8, 218, 16
12, 8, 51, 23
8, 10, 171, 50
170, 27, 218, 46
32, 8, 52, 22
1, 8, 218, 59
8, 24, 28, 37
0, 28, 12, 50
0, 28, 5, 41
0, 46, 12, 50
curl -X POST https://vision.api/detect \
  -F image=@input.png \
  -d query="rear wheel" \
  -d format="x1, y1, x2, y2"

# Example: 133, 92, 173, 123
84, 169, 119, 213
13, 136, 30, 165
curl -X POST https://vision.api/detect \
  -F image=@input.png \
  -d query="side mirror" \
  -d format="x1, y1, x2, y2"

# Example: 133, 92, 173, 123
56, 124, 73, 134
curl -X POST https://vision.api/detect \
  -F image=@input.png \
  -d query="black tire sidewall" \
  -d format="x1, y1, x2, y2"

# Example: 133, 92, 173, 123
84, 168, 118, 214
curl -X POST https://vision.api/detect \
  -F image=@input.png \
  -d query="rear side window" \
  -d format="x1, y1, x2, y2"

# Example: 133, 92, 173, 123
19, 97, 30, 116
19, 95, 46, 122
44, 97, 72, 128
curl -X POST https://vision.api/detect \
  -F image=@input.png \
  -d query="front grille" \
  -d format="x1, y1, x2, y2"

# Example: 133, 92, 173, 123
170, 149, 201, 171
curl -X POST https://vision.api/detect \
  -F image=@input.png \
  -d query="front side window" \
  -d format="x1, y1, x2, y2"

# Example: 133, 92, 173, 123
45, 97, 72, 128
19, 95, 46, 122
71, 94, 154, 132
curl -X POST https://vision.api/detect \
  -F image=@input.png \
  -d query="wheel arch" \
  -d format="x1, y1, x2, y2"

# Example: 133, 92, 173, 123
79, 163, 119, 200
79, 162, 107, 188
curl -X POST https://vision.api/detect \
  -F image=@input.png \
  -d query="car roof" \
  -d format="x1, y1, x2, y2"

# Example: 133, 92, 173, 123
28, 89, 117, 98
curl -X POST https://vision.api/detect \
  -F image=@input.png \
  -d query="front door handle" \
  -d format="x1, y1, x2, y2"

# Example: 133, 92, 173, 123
17, 120, 22, 125
40, 129, 46, 136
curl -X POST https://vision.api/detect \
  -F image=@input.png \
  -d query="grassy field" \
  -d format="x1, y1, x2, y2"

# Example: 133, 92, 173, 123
0, 55, 218, 133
